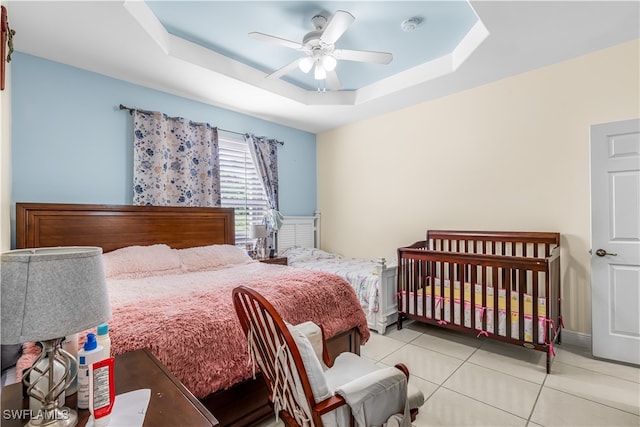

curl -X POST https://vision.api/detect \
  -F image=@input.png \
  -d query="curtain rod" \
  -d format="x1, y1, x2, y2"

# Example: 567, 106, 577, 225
118, 104, 284, 145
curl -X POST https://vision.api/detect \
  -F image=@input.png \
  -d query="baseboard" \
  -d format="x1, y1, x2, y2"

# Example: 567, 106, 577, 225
560, 329, 591, 349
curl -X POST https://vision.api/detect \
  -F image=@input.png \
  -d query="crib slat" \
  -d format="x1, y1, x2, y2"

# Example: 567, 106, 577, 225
505, 267, 512, 339
470, 264, 477, 330
448, 262, 455, 323
491, 267, 500, 334
519, 268, 526, 342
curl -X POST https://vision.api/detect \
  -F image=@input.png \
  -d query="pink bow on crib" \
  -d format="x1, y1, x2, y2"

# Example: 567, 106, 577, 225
477, 331, 489, 338
545, 318, 557, 356
547, 318, 555, 333
476, 306, 486, 321
437, 320, 448, 325
548, 341, 556, 356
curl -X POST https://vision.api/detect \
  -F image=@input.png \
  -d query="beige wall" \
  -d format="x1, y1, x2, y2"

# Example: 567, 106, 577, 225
1, 0, 10, 251
317, 39, 640, 336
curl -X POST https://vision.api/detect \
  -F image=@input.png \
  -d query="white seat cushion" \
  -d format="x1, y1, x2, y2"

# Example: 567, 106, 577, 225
325, 352, 425, 411
325, 352, 379, 391
285, 329, 425, 425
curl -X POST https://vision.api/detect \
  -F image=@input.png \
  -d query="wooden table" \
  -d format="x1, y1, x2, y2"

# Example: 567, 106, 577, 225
1, 348, 219, 427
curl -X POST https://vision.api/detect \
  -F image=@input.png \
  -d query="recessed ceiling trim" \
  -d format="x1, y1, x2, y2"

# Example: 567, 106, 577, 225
125, 1, 488, 108
355, 54, 453, 105
8, 1, 639, 134
123, 0, 170, 55
304, 89, 357, 105
126, 0, 357, 106
452, 20, 490, 70
355, 21, 488, 105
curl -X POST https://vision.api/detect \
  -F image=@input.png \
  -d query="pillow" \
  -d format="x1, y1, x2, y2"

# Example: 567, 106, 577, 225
286, 322, 346, 427
286, 323, 331, 404
178, 244, 253, 272
292, 321, 327, 370
102, 244, 182, 279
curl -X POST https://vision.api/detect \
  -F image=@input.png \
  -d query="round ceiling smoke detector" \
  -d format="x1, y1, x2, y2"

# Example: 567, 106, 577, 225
401, 17, 423, 32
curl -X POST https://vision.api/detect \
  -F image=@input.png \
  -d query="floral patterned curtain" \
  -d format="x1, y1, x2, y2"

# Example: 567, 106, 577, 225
245, 133, 283, 231
133, 110, 221, 207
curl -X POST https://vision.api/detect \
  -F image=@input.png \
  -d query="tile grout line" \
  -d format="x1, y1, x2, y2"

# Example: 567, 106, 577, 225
542, 383, 640, 418
418, 340, 483, 404
381, 326, 640, 424
430, 340, 549, 424
553, 358, 640, 385
525, 371, 548, 426
436, 384, 530, 425
440, 340, 541, 424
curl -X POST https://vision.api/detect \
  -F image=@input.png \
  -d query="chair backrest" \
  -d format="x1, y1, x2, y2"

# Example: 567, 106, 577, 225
233, 285, 319, 426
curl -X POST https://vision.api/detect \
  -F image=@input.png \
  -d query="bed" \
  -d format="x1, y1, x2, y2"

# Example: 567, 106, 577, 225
397, 230, 562, 373
277, 215, 398, 334
14, 203, 370, 426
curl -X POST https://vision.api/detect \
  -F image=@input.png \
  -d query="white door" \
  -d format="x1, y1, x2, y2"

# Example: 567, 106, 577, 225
590, 118, 640, 365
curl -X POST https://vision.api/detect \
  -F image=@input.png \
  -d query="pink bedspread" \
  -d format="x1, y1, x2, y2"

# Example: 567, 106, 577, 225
18, 262, 369, 398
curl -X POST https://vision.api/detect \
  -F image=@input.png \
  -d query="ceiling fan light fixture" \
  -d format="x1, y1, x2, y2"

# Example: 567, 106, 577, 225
251, 9, 391, 90
321, 55, 337, 71
314, 62, 326, 80
299, 56, 314, 73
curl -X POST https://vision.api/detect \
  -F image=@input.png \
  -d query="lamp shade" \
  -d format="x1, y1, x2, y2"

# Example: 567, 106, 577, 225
250, 224, 268, 239
1, 247, 112, 344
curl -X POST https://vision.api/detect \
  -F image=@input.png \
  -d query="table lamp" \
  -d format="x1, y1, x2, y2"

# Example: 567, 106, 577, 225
1, 247, 112, 427
250, 224, 268, 258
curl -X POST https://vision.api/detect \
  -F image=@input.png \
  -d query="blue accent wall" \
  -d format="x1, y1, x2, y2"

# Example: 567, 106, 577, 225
11, 53, 316, 220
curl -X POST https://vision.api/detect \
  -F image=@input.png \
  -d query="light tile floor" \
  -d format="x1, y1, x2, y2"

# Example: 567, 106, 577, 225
255, 321, 640, 427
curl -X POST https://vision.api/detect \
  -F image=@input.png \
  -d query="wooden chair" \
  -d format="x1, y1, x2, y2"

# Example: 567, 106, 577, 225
233, 285, 424, 427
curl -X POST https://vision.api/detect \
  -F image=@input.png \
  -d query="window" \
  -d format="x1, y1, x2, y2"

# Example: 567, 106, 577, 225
218, 133, 269, 248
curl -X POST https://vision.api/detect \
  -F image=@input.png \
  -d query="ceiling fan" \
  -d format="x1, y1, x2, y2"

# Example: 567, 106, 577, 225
249, 10, 393, 90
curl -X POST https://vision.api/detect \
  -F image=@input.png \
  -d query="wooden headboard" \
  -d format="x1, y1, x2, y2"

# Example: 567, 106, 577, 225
16, 203, 235, 252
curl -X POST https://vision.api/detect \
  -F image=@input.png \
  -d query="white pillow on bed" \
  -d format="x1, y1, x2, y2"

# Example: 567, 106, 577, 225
102, 244, 182, 279
178, 244, 253, 272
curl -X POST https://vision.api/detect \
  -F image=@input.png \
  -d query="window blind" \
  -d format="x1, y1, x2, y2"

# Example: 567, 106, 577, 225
219, 134, 269, 247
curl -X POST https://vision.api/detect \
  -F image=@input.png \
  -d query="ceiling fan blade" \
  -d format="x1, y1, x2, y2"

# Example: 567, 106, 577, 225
333, 49, 393, 64
325, 70, 342, 91
266, 58, 302, 79
320, 10, 355, 45
249, 32, 303, 50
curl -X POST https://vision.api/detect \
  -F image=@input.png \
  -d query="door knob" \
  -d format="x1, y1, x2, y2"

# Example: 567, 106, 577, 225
595, 248, 618, 257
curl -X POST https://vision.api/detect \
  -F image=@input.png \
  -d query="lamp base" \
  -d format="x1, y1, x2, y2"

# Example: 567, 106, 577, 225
23, 339, 77, 427
26, 407, 77, 427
